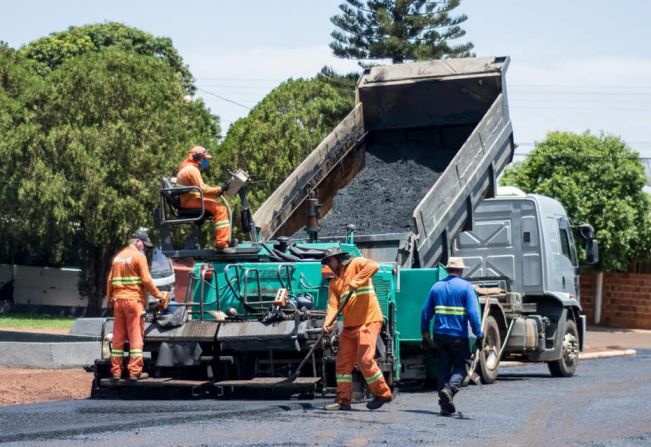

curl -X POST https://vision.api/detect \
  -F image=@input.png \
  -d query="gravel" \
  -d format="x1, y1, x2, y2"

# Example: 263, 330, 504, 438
317, 140, 458, 236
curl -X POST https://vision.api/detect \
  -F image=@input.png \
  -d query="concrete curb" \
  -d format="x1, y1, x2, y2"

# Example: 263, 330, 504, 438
0, 329, 101, 369
579, 348, 637, 360
500, 348, 637, 368
0, 341, 100, 369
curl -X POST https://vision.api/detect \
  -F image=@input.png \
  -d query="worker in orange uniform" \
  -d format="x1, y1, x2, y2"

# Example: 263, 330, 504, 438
321, 247, 394, 411
176, 145, 233, 252
106, 230, 168, 381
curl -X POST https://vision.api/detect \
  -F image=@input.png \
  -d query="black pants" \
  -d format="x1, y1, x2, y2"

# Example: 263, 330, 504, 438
433, 333, 470, 394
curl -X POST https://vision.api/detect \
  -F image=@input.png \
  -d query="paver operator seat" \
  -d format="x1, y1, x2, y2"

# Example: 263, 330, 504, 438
157, 176, 214, 250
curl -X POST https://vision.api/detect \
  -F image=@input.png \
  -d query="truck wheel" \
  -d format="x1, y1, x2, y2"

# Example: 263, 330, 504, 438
479, 316, 501, 384
547, 319, 579, 377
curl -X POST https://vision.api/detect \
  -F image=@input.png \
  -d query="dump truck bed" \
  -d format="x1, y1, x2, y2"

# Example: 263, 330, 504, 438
254, 57, 515, 267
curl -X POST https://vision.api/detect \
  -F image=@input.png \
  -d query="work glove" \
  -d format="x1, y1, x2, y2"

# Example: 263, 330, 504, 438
475, 335, 484, 351
322, 324, 333, 335
220, 177, 234, 195
157, 291, 171, 310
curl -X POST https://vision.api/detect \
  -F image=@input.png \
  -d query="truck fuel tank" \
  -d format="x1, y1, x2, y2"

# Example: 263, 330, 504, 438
504, 317, 542, 352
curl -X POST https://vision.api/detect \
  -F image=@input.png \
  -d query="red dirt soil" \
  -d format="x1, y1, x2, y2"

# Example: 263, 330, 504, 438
0, 327, 93, 406
0, 368, 92, 406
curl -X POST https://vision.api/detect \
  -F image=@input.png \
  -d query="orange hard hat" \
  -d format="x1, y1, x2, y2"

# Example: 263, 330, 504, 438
189, 145, 213, 160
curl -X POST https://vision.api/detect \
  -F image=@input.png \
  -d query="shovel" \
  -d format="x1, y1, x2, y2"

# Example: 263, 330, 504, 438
275, 290, 354, 386
462, 297, 492, 386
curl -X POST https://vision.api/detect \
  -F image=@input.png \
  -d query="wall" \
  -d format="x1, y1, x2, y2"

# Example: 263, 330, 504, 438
580, 272, 651, 329
0, 264, 87, 312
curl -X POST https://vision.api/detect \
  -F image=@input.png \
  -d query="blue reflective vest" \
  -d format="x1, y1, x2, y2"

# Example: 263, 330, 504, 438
420, 275, 483, 339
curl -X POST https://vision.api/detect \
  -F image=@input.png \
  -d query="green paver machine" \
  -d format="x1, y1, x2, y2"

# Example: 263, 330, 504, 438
91, 57, 516, 397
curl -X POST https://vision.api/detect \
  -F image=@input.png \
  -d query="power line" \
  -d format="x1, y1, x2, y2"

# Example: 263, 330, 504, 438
511, 153, 651, 160
196, 88, 252, 110
195, 77, 284, 82
510, 83, 651, 90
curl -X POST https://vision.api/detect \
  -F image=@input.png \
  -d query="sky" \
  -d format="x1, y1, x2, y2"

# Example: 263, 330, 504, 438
2, 0, 651, 162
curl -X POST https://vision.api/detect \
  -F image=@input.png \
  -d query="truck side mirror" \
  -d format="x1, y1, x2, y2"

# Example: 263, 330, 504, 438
586, 239, 599, 265
579, 224, 595, 240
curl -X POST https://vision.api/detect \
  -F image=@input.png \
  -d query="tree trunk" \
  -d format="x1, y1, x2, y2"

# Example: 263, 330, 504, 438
85, 245, 113, 316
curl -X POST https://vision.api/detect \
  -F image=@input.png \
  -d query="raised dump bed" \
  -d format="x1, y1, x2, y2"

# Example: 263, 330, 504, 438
254, 57, 515, 268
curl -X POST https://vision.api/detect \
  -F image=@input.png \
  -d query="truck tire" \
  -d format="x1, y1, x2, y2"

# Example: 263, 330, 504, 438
479, 315, 501, 384
547, 319, 579, 377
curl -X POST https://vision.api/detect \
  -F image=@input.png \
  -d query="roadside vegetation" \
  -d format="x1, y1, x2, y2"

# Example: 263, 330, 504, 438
0, 313, 76, 330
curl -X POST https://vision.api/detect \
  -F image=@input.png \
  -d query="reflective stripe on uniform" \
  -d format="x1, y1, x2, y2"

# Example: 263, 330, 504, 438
111, 349, 124, 357
215, 220, 230, 228
364, 370, 383, 384
355, 286, 374, 295
336, 374, 353, 383
435, 305, 466, 315
129, 349, 143, 357
111, 276, 143, 286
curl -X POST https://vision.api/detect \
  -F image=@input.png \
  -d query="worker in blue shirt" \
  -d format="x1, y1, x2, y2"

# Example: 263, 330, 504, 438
420, 257, 483, 416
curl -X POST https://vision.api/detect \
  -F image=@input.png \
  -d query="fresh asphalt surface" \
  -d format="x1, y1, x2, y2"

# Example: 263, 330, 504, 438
0, 352, 649, 447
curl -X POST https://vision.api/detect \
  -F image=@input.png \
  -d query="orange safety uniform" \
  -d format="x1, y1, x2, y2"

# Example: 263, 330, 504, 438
176, 157, 231, 248
106, 245, 163, 378
325, 257, 393, 405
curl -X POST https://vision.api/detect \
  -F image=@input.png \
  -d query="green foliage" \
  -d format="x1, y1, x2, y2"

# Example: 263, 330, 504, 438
330, 0, 474, 64
218, 74, 356, 218
0, 313, 76, 330
0, 46, 45, 263
501, 131, 651, 272
19, 22, 195, 93
0, 46, 219, 314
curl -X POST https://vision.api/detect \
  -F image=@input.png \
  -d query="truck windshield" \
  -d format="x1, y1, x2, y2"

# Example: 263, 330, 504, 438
150, 248, 174, 279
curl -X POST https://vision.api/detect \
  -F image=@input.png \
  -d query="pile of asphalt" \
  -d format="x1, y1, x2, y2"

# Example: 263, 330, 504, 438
317, 142, 457, 237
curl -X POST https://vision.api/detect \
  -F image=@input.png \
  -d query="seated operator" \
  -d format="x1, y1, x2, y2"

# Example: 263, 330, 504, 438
176, 145, 233, 253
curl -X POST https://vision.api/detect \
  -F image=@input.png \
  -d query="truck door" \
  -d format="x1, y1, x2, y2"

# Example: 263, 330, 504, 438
558, 217, 579, 298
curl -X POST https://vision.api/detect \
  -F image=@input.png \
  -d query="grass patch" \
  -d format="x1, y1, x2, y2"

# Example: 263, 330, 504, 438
0, 313, 76, 330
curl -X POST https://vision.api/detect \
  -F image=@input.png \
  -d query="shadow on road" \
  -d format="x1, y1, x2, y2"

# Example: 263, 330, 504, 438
496, 373, 557, 381
402, 409, 473, 420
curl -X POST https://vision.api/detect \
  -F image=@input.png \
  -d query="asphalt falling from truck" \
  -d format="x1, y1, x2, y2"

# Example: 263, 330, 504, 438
316, 140, 458, 237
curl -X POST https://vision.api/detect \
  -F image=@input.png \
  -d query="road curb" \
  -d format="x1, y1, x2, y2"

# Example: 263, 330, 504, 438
0, 331, 101, 369
500, 348, 637, 368
579, 348, 637, 360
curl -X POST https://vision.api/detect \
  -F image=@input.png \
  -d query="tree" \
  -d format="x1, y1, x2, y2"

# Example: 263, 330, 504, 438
0, 46, 45, 264
218, 75, 356, 217
19, 22, 195, 93
330, 0, 474, 64
500, 131, 651, 272
0, 47, 219, 315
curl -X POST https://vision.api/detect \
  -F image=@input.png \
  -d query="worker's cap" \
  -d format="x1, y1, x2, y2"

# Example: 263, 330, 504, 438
445, 257, 467, 270
131, 230, 153, 248
320, 246, 348, 264
189, 145, 213, 160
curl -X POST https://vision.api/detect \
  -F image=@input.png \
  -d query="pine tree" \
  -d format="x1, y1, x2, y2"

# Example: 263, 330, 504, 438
330, 0, 474, 64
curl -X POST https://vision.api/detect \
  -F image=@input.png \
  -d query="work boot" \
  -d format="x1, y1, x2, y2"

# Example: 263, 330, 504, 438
366, 395, 394, 410
128, 372, 149, 381
324, 402, 352, 411
438, 387, 456, 416
439, 403, 455, 416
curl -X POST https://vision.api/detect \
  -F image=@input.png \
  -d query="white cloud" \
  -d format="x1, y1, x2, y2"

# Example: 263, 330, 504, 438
189, 48, 651, 150
189, 45, 361, 81
186, 45, 361, 131
510, 57, 651, 87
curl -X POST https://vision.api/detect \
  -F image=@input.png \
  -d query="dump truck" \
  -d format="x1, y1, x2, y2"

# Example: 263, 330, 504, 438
90, 56, 597, 397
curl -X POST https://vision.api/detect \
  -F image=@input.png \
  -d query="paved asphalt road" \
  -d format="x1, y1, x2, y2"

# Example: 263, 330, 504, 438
0, 351, 649, 447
